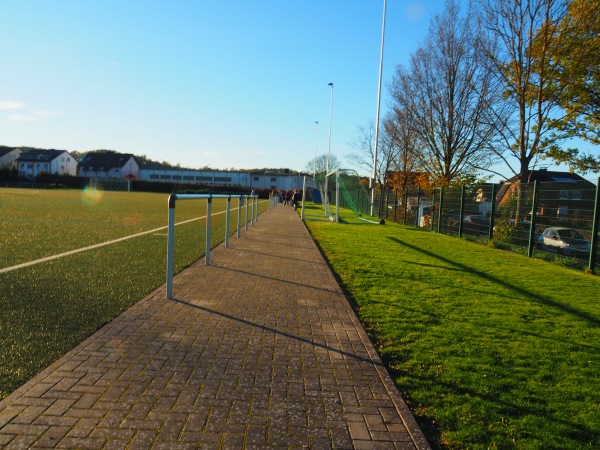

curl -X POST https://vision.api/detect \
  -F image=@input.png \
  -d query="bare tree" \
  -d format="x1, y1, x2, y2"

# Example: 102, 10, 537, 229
381, 109, 424, 190
390, 0, 503, 186
346, 119, 403, 187
304, 154, 341, 176
477, 0, 570, 181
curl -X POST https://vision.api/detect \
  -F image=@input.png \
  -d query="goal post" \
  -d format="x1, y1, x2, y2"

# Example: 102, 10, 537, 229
89, 178, 132, 192
314, 169, 383, 224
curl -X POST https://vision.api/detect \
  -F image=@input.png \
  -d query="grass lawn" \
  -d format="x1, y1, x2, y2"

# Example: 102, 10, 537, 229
302, 203, 600, 449
0, 188, 267, 399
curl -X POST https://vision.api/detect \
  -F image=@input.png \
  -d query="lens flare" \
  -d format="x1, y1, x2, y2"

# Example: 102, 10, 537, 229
81, 187, 104, 205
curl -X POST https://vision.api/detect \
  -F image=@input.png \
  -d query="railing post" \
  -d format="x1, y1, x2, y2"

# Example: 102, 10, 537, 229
225, 196, 231, 248
589, 178, 600, 271
205, 196, 212, 266
237, 196, 243, 238
527, 181, 539, 258
459, 185, 465, 238
253, 195, 258, 224
301, 176, 306, 220
245, 195, 249, 231
166, 194, 177, 299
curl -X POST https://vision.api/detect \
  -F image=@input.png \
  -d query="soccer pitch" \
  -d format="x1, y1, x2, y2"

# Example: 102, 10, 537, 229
0, 188, 266, 399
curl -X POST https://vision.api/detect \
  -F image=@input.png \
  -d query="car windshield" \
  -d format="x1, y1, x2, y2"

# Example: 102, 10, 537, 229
558, 229, 584, 240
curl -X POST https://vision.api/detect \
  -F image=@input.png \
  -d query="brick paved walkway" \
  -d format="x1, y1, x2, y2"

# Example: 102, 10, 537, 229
0, 204, 430, 449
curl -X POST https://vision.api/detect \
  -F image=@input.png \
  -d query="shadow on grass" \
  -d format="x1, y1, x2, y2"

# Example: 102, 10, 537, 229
388, 236, 600, 327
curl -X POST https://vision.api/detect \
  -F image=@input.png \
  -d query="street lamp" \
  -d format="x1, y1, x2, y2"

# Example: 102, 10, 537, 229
371, 0, 387, 217
327, 82, 334, 174
314, 121, 319, 178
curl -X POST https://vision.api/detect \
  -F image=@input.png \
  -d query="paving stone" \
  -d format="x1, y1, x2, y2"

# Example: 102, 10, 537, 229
0, 205, 429, 449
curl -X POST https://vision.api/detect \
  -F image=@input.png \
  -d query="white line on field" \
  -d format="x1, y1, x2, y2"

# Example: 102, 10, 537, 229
0, 208, 235, 274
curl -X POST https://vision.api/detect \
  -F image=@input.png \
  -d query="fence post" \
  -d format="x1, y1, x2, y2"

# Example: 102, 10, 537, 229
415, 187, 421, 227
166, 194, 177, 299
430, 188, 436, 231
403, 189, 408, 225
488, 184, 497, 243
527, 181, 539, 258
385, 189, 390, 220
205, 196, 212, 266
589, 178, 600, 271
225, 196, 231, 248
437, 186, 444, 233
459, 185, 465, 238
335, 170, 340, 223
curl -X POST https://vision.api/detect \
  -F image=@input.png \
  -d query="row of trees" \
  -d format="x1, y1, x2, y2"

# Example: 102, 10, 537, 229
345, 0, 599, 191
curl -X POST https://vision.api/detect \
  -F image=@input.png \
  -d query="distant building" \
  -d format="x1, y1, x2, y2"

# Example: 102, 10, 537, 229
138, 166, 305, 191
17, 149, 77, 180
0, 147, 22, 171
78, 152, 139, 179
496, 169, 597, 220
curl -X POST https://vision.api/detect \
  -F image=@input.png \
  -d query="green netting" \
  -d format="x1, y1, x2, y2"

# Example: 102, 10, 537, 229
315, 169, 381, 223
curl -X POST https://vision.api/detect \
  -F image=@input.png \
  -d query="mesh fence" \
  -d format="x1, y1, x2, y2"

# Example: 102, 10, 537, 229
379, 180, 600, 273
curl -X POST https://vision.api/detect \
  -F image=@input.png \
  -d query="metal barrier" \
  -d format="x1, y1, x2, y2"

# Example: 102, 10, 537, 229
380, 178, 600, 273
166, 193, 258, 299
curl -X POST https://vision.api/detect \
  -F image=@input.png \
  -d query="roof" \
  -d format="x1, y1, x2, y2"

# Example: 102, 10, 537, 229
496, 169, 596, 203
505, 169, 589, 184
79, 152, 136, 170
17, 149, 68, 162
0, 146, 19, 157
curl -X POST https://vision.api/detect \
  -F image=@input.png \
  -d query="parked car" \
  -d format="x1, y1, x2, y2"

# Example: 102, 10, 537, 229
462, 215, 490, 235
536, 226, 591, 256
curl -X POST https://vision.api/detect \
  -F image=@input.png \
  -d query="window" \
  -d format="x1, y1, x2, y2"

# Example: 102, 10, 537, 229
183, 176, 194, 180
160, 175, 172, 180
150, 174, 159, 179
271, 178, 276, 182
172, 175, 182, 180
253, 176, 259, 181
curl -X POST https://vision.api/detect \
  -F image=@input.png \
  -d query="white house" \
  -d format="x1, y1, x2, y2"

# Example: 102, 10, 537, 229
17, 149, 78, 180
78, 152, 139, 179
0, 147, 22, 171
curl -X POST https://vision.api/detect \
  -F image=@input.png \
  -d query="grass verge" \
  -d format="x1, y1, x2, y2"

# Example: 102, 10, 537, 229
303, 205, 600, 449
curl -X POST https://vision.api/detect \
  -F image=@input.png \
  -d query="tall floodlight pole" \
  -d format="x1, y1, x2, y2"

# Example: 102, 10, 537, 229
314, 121, 319, 178
327, 82, 334, 174
371, 0, 387, 217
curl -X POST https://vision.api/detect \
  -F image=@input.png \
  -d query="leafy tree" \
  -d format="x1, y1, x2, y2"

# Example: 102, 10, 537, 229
478, 0, 571, 182
540, 0, 600, 172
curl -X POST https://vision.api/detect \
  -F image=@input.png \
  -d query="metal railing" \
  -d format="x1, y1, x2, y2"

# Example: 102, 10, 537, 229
166, 193, 258, 299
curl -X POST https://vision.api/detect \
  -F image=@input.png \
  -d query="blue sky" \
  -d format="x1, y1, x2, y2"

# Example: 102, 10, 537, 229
1, 0, 444, 176
3, 0, 591, 182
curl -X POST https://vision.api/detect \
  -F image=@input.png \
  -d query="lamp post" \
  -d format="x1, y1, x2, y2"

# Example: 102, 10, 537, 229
327, 82, 334, 174
371, 0, 387, 217
314, 121, 319, 178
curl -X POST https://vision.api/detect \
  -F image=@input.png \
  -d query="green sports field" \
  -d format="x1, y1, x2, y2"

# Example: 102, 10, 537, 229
0, 188, 266, 399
